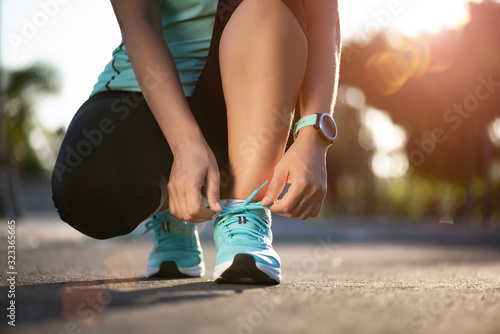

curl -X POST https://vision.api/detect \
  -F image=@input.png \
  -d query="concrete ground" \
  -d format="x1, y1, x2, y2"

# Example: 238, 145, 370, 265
0, 214, 499, 334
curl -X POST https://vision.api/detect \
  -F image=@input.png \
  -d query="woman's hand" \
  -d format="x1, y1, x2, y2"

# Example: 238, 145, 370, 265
168, 136, 222, 223
261, 126, 329, 220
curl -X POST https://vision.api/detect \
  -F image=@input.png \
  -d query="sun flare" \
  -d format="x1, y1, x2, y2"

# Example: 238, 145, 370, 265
391, 0, 472, 36
340, 0, 475, 43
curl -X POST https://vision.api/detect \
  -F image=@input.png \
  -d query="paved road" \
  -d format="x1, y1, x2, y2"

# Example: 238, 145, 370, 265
1, 215, 499, 334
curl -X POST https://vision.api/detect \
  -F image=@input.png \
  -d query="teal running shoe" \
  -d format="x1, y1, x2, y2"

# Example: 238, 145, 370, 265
135, 211, 205, 278
213, 183, 281, 285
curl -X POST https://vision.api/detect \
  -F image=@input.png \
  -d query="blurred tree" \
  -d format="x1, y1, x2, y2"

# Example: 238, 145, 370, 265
3, 64, 59, 173
338, 0, 500, 222
326, 96, 376, 217
0, 63, 59, 216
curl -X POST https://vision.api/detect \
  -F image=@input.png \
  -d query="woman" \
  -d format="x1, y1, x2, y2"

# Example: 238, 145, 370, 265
52, 0, 341, 285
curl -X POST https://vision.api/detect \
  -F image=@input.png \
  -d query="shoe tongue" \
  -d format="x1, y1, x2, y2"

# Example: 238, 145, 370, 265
163, 217, 193, 237
225, 203, 270, 240
226, 202, 270, 221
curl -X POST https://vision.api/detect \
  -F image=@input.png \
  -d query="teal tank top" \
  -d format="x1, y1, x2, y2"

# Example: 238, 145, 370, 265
91, 0, 217, 97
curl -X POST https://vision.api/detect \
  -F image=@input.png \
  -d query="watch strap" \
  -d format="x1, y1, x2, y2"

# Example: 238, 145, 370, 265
293, 114, 318, 140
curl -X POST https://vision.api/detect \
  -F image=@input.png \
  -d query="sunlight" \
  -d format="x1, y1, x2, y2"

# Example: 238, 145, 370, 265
361, 107, 409, 179
392, 0, 472, 36
343, 86, 366, 110
28, 127, 54, 171
362, 108, 407, 152
371, 151, 409, 178
487, 117, 500, 148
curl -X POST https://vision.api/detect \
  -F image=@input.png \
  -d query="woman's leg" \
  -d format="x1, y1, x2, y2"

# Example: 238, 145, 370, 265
219, 0, 308, 200
51, 91, 172, 239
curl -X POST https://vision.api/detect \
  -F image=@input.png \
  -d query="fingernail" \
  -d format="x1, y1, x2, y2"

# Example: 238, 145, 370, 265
261, 196, 270, 205
215, 202, 222, 211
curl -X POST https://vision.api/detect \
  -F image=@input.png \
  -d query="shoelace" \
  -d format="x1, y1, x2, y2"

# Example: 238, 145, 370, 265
134, 211, 189, 252
216, 182, 272, 243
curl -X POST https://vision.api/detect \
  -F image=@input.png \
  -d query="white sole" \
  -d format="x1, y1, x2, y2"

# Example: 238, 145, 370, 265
213, 259, 281, 283
146, 262, 205, 277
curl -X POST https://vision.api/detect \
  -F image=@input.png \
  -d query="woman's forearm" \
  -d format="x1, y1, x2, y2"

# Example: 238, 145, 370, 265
300, 0, 341, 117
111, 0, 205, 155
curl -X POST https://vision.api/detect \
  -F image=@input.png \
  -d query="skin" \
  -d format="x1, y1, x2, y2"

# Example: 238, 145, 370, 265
110, 0, 341, 223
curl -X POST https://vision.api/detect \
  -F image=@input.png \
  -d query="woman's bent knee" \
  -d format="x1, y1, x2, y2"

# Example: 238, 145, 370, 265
51, 164, 161, 240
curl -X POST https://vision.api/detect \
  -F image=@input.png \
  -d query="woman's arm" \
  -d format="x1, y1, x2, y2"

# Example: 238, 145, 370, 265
300, 0, 341, 119
261, 0, 341, 219
110, 0, 221, 222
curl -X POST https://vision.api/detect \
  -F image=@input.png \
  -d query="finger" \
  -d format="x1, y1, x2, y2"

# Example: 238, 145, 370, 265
293, 186, 318, 218
261, 166, 288, 207
167, 182, 181, 219
295, 183, 326, 219
185, 182, 215, 222
269, 181, 305, 216
177, 181, 193, 221
186, 204, 214, 223
166, 179, 176, 213
168, 196, 176, 217
205, 167, 221, 212
305, 186, 327, 219
312, 201, 323, 217
297, 197, 321, 220
192, 205, 215, 222
290, 198, 310, 219
184, 181, 203, 220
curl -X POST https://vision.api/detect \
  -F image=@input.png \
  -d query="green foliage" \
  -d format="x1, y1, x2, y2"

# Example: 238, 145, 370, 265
329, 1, 500, 223
2, 63, 60, 174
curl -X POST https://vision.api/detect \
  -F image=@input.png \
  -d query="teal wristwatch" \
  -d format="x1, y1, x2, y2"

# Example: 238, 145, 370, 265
294, 113, 338, 147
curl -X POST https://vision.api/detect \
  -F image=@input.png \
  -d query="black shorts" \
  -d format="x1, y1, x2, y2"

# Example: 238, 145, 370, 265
51, 0, 306, 239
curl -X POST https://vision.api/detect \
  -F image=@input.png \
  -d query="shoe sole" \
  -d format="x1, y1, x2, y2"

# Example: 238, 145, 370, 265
147, 261, 204, 278
214, 254, 280, 285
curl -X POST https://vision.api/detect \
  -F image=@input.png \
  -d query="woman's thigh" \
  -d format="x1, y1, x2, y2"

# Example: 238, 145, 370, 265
51, 91, 172, 239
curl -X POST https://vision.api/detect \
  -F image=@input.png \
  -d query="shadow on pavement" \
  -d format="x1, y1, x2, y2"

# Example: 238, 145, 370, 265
3, 277, 273, 324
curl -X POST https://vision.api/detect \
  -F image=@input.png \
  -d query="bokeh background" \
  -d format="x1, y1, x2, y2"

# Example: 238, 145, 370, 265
1, 0, 499, 226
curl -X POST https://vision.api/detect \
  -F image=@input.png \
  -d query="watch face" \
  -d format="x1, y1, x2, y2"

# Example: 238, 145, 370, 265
319, 114, 337, 142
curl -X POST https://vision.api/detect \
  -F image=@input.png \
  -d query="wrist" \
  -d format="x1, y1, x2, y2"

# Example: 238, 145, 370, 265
150, 101, 206, 156
294, 113, 337, 148
295, 126, 330, 151
169, 125, 206, 156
